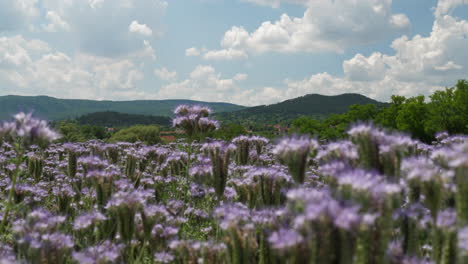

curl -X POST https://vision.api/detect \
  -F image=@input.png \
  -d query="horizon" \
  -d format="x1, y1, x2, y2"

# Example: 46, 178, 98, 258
0, 92, 386, 107
1, 1, 467, 106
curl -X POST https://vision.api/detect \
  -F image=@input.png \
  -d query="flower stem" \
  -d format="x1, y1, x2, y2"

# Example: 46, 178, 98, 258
0, 150, 23, 234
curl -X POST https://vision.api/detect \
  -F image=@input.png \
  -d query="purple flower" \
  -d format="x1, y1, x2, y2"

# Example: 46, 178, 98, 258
0, 243, 16, 263
0, 112, 60, 147
73, 241, 123, 264
436, 209, 456, 229
268, 228, 303, 250
402, 157, 441, 182
73, 211, 106, 230
317, 140, 358, 163
214, 203, 251, 230
273, 135, 318, 183
172, 105, 218, 137
106, 188, 154, 210
154, 251, 175, 263
459, 226, 468, 252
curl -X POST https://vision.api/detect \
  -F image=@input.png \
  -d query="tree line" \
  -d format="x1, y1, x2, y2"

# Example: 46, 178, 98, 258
291, 80, 468, 142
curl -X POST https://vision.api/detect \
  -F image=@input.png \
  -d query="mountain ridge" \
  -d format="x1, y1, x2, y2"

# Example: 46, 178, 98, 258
0, 95, 246, 121
214, 93, 388, 125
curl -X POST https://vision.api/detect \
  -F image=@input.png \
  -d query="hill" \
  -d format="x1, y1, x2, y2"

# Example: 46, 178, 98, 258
0, 95, 246, 121
76, 111, 171, 127
215, 93, 388, 125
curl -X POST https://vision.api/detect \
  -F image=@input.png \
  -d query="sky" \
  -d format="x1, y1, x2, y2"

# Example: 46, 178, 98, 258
0, 0, 467, 106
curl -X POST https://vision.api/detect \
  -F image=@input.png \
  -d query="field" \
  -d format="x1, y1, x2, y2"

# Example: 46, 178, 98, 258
0, 106, 467, 264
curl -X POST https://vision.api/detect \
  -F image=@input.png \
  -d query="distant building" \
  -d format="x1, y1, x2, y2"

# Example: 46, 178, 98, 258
161, 135, 176, 142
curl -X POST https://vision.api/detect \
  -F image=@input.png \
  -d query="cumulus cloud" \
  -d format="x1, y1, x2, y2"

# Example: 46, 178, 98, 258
40, 0, 166, 57
154, 67, 177, 81
185, 47, 201, 56
434, 0, 468, 17
0, 35, 148, 100
129, 20, 153, 36
203, 0, 410, 56
43, 11, 70, 32
0, 0, 39, 32
233, 73, 248, 81
203, 48, 248, 60
156, 65, 247, 102
235, 7, 468, 105
240, 0, 309, 8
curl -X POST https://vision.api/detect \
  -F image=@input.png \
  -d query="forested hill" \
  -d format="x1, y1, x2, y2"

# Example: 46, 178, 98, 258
215, 93, 388, 125
0, 95, 246, 121
76, 112, 171, 127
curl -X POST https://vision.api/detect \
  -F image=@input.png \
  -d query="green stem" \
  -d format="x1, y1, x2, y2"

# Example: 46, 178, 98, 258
0, 150, 23, 234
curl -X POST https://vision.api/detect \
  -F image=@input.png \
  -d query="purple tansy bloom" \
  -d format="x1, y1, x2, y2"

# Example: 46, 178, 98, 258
0, 112, 60, 147
78, 155, 109, 173
402, 157, 441, 182
201, 141, 236, 197
154, 251, 175, 263
190, 160, 212, 183
73, 241, 124, 264
172, 105, 217, 137
41, 232, 74, 249
273, 135, 318, 183
214, 203, 251, 230
268, 228, 303, 250
106, 188, 153, 210
459, 226, 468, 252
317, 140, 358, 163
73, 210, 106, 231
436, 209, 456, 230
334, 206, 362, 230
0, 243, 16, 263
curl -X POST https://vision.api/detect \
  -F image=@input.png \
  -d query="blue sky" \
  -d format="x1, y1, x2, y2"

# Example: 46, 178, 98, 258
0, 0, 467, 106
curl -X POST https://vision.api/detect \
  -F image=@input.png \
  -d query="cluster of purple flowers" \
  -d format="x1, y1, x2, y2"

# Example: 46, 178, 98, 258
1, 109, 468, 263
172, 105, 219, 138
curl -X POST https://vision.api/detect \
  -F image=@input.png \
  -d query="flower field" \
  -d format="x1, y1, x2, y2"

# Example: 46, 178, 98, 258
0, 106, 467, 264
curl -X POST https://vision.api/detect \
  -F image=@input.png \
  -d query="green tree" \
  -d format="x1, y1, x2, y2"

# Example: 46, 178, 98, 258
108, 125, 161, 144
291, 116, 323, 136
395, 95, 432, 142
346, 104, 379, 122
375, 95, 406, 129
55, 121, 87, 142
212, 123, 248, 140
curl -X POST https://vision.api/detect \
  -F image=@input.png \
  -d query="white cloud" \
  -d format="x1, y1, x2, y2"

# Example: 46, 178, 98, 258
240, 0, 309, 8
207, 0, 410, 55
0, 35, 50, 68
129, 20, 153, 36
203, 48, 248, 60
43, 11, 70, 32
0, 0, 39, 31
156, 65, 246, 102
343, 53, 387, 81
434, 0, 468, 17
185, 47, 201, 56
154, 67, 177, 81
233, 73, 248, 81
0, 35, 147, 100
40, 0, 166, 57
88, 0, 105, 9
234, 7, 468, 105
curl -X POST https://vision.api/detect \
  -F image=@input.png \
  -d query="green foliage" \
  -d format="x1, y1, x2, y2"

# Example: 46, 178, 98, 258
292, 80, 468, 142
108, 125, 161, 145
425, 80, 468, 135
212, 123, 248, 140
55, 120, 109, 142
215, 93, 386, 126
77, 111, 171, 127
395, 96, 431, 142
0, 95, 245, 120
